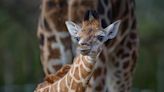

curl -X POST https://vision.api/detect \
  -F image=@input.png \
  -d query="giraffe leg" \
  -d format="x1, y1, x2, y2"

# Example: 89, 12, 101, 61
106, 29, 138, 92
38, 0, 73, 75
95, 0, 139, 91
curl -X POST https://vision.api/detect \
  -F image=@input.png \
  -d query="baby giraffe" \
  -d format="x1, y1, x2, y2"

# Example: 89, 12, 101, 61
34, 10, 120, 92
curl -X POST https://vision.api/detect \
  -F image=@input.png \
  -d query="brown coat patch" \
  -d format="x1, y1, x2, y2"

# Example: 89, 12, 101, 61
45, 64, 71, 83
47, 35, 56, 42
71, 80, 85, 91
93, 67, 102, 79
48, 48, 61, 59
70, 0, 97, 23
74, 67, 80, 80
123, 60, 130, 69
80, 64, 91, 79
60, 77, 68, 92
60, 36, 72, 50
53, 64, 62, 71
95, 85, 103, 91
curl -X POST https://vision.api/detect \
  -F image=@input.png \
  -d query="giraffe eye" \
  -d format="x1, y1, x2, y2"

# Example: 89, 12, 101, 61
75, 37, 80, 41
97, 35, 104, 41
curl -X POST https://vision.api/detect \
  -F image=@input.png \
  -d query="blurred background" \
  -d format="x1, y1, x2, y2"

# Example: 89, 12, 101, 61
0, 0, 164, 92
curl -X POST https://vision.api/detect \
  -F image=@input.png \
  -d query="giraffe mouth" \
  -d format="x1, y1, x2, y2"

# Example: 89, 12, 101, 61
79, 49, 91, 55
77, 45, 91, 55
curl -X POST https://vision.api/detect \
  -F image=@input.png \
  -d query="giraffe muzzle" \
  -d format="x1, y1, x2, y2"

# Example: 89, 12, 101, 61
80, 49, 91, 55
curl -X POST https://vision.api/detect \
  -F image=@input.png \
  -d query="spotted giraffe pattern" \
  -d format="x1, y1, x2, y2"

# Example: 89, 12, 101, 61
37, 0, 73, 75
68, 0, 138, 92
34, 54, 97, 92
101, 0, 138, 92
37, 0, 139, 92
35, 15, 108, 92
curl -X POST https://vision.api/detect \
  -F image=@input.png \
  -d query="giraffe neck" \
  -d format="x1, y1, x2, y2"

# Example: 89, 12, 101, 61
60, 53, 97, 91
35, 53, 99, 92
56, 52, 99, 91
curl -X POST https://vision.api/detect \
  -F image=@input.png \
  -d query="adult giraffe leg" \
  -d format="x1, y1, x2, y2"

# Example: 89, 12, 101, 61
103, 0, 139, 91
85, 0, 139, 91
37, 0, 73, 75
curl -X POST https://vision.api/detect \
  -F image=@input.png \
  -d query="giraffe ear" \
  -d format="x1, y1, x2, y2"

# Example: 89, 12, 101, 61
103, 20, 121, 41
65, 21, 81, 37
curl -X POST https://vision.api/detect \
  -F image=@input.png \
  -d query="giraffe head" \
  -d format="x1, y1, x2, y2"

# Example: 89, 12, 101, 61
66, 10, 121, 56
